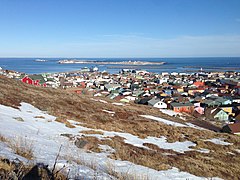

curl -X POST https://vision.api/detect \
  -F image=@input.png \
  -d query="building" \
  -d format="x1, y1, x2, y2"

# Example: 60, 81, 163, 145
170, 102, 194, 114
22, 75, 46, 87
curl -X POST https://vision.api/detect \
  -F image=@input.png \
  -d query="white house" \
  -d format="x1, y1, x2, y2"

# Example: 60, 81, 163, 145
148, 98, 167, 109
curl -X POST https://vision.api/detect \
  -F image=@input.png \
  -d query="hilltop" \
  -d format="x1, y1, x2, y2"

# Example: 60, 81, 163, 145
0, 76, 240, 179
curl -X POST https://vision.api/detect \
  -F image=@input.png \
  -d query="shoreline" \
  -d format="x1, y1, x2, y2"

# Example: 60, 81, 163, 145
58, 59, 166, 65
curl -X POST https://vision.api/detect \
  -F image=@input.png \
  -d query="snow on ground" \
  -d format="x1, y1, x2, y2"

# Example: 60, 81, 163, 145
140, 115, 206, 130
0, 102, 218, 179
112, 102, 125, 106
90, 98, 98, 102
143, 136, 196, 153
160, 109, 182, 117
98, 131, 196, 153
0, 142, 29, 163
185, 123, 206, 130
196, 148, 210, 154
90, 98, 108, 104
99, 100, 108, 104
159, 109, 186, 120
140, 115, 186, 127
205, 138, 233, 146
102, 110, 115, 114
235, 149, 240, 153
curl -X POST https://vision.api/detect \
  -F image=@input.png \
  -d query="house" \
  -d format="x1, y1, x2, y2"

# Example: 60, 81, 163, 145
176, 86, 184, 93
215, 97, 232, 106
194, 106, 205, 115
132, 90, 144, 97
135, 97, 152, 105
148, 98, 167, 109
222, 123, 240, 135
220, 106, 234, 116
163, 89, 173, 96
22, 76, 33, 85
193, 81, 205, 87
187, 88, 206, 96
170, 102, 194, 114
104, 84, 121, 92
206, 108, 229, 121
232, 96, 240, 103
212, 108, 229, 121
202, 99, 221, 107
22, 75, 46, 87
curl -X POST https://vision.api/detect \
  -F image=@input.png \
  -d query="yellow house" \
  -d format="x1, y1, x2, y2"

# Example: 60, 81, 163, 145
177, 87, 184, 93
220, 107, 235, 116
188, 89, 205, 96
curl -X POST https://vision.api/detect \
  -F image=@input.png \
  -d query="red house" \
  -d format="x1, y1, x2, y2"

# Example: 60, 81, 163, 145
194, 81, 205, 87
22, 75, 46, 87
170, 102, 194, 114
22, 76, 33, 85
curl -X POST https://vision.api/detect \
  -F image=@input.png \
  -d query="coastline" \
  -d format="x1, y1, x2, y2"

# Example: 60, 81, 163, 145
1, 57, 240, 75
58, 59, 166, 65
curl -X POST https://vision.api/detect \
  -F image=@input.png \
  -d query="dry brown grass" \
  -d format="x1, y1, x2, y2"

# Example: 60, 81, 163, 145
1, 76, 240, 179
0, 134, 7, 142
105, 160, 150, 180
34, 115, 45, 119
0, 160, 14, 173
13, 117, 24, 122
0, 158, 67, 180
55, 117, 76, 128
8, 137, 34, 160
0, 134, 34, 160
80, 130, 104, 135
79, 134, 240, 180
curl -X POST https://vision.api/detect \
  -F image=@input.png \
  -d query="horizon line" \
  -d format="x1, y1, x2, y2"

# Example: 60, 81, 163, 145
0, 56, 239, 59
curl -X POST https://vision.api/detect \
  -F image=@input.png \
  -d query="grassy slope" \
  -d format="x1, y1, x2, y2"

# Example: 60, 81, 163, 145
0, 76, 240, 179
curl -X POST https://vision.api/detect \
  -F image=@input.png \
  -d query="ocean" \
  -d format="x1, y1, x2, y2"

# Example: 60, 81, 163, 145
0, 57, 239, 74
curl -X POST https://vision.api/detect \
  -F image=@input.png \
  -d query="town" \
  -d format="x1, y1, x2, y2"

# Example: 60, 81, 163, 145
1, 66, 240, 135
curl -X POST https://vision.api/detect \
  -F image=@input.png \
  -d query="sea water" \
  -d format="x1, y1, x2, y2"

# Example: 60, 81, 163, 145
0, 57, 239, 74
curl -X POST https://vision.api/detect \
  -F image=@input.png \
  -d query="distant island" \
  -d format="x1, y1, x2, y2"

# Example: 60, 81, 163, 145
58, 59, 166, 65
35, 59, 48, 62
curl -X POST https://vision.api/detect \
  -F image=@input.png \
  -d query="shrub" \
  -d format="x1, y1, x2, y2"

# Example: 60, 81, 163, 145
8, 137, 34, 160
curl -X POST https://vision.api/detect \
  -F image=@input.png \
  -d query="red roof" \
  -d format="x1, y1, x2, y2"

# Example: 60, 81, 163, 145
228, 123, 240, 133
194, 81, 205, 87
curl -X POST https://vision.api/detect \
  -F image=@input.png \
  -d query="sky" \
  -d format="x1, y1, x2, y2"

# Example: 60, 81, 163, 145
0, 0, 240, 58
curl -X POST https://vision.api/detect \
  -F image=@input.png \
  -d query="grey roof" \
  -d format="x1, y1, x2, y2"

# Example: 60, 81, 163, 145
104, 84, 121, 89
28, 75, 46, 84
148, 98, 161, 106
170, 102, 194, 107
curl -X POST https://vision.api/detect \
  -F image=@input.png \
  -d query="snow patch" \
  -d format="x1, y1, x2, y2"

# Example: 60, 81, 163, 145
205, 138, 233, 146
141, 115, 205, 130
196, 148, 210, 153
140, 115, 186, 127
99, 100, 108, 104
185, 123, 205, 130
99, 131, 196, 153
102, 110, 115, 114
112, 102, 125, 106
90, 98, 108, 104
0, 102, 218, 179
160, 109, 182, 117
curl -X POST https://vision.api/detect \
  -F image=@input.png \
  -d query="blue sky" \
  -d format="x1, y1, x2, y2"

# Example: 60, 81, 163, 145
0, 0, 240, 57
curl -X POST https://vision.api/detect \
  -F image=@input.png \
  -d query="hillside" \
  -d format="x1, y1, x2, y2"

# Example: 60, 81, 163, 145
0, 75, 240, 179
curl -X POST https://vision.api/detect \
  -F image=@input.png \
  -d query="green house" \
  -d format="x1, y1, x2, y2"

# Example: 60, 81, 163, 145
212, 109, 229, 121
